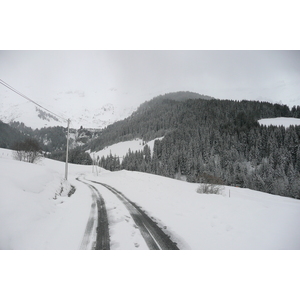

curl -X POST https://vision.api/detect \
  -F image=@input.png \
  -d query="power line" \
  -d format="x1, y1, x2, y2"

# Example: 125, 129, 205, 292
0, 78, 72, 181
0, 78, 68, 122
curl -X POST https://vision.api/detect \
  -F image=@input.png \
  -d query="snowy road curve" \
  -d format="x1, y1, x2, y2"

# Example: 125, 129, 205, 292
76, 177, 110, 250
89, 180, 179, 250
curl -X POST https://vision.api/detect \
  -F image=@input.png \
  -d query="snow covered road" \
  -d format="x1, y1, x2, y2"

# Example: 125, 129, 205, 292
76, 176, 110, 250
89, 180, 179, 250
74, 174, 180, 250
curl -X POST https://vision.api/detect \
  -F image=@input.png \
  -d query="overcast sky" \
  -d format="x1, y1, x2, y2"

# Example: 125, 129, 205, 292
1, 50, 300, 110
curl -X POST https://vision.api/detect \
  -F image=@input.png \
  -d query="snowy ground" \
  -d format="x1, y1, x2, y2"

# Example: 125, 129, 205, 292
86, 171, 300, 250
1, 147, 300, 250
258, 117, 300, 128
89, 137, 163, 163
0, 149, 93, 249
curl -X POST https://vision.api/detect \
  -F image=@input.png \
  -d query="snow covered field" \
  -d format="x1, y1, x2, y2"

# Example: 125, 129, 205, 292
1, 147, 300, 250
87, 171, 300, 250
89, 137, 163, 163
0, 148, 93, 249
258, 117, 300, 128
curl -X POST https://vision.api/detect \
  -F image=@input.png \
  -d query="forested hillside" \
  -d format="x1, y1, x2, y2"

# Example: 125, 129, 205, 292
8, 122, 66, 152
2, 91, 300, 199
89, 97, 299, 151
0, 120, 27, 148
3, 122, 94, 165
95, 97, 300, 199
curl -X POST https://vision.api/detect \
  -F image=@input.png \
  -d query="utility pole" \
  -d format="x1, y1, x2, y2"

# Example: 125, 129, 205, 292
95, 154, 99, 176
92, 153, 95, 173
65, 119, 70, 181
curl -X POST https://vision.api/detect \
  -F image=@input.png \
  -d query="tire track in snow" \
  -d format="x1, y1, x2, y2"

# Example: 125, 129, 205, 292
88, 180, 179, 250
76, 177, 110, 250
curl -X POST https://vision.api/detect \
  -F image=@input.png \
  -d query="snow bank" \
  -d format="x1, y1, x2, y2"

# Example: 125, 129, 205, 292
0, 149, 93, 249
258, 117, 300, 128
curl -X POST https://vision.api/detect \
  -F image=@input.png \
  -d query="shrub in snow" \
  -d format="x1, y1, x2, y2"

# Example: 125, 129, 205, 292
12, 138, 43, 164
197, 183, 224, 195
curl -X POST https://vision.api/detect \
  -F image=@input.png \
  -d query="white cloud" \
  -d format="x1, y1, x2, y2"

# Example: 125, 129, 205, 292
1, 50, 299, 109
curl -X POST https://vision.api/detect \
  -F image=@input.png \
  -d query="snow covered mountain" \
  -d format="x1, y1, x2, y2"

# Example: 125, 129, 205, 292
0, 89, 136, 129
0, 90, 214, 130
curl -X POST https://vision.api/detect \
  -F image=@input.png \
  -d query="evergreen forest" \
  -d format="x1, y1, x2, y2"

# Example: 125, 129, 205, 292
95, 97, 300, 199
1, 122, 94, 165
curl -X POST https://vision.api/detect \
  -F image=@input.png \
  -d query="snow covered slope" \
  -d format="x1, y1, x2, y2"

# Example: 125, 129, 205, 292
89, 137, 164, 162
258, 117, 300, 128
85, 171, 300, 250
0, 149, 93, 249
0, 90, 136, 129
1, 147, 300, 250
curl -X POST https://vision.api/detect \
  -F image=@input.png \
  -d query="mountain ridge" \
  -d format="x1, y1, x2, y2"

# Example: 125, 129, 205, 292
0, 91, 212, 130
0, 91, 136, 129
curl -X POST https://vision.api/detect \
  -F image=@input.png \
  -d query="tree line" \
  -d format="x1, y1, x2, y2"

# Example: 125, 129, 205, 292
1, 121, 93, 165
97, 97, 300, 199
88, 97, 300, 151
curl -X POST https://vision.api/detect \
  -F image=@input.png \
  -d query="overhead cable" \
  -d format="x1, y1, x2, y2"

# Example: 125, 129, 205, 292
0, 78, 68, 122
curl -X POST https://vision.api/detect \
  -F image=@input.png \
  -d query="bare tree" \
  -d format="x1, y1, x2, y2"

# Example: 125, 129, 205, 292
12, 138, 43, 163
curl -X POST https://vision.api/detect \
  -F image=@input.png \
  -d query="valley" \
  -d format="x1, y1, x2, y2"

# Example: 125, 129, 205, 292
1, 92, 300, 250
